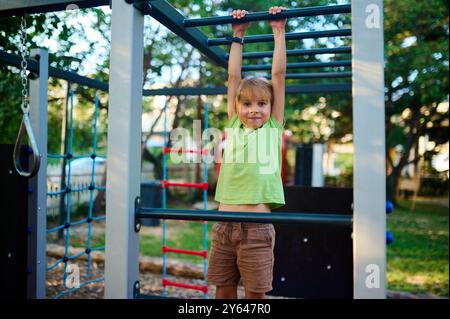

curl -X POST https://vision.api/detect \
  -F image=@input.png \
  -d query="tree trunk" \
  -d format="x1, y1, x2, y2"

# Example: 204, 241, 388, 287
142, 148, 163, 180
385, 102, 424, 204
386, 168, 401, 204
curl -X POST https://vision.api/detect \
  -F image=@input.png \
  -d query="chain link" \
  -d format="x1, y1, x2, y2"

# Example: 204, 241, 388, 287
20, 15, 29, 114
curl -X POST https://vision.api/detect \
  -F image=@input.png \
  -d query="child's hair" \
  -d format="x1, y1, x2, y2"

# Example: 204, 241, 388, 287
235, 77, 273, 110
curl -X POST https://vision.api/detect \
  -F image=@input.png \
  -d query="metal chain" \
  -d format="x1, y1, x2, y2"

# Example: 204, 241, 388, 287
13, 14, 41, 178
19, 15, 29, 114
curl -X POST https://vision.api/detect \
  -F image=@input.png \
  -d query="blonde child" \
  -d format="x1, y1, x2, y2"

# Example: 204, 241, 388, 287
206, 6, 287, 299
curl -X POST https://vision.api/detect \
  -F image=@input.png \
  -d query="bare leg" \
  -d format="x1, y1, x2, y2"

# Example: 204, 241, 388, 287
245, 289, 266, 299
216, 285, 238, 299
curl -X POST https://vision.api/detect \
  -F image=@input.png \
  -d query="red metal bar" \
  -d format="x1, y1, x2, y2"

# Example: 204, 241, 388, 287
162, 279, 208, 293
162, 180, 208, 190
163, 146, 208, 155
162, 245, 207, 258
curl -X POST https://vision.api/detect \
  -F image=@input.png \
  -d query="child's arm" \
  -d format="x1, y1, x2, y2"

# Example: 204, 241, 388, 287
227, 10, 250, 120
269, 6, 287, 125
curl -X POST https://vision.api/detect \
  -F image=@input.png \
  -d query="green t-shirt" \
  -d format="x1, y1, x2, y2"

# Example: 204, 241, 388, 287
215, 114, 285, 209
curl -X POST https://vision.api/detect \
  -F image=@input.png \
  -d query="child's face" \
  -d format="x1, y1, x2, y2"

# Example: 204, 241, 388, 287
237, 97, 271, 129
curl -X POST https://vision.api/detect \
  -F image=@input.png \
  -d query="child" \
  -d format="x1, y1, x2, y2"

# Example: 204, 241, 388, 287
206, 7, 287, 299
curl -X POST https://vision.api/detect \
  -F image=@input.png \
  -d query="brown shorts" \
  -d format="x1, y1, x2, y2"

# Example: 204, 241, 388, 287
206, 222, 276, 293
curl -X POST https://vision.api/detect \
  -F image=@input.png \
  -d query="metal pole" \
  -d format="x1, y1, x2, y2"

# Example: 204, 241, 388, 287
183, 4, 351, 27
105, 0, 143, 299
136, 208, 352, 228
0, 0, 109, 17
352, 0, 386, 299
142, 83, 351, 96
27, 48, 48, 299
242, 60, 351, 71
0, 50, 108, 91
253, 72, 352, 80
239, 46, 352, 60
208, 29, 351, 46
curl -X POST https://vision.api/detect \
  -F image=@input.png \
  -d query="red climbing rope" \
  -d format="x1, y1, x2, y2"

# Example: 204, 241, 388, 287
162, 180, 208, 190
162, 245, 207, 258
162, 279, 208, 293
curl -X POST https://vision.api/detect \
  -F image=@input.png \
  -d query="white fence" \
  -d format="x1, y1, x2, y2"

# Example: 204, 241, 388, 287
46, 161, 106, 217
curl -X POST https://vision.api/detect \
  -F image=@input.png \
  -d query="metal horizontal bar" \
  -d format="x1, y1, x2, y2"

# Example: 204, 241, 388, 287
0, 0, 109, 17
143, 86, 227, 96
49, 66, 108, 91
136, 207, 352, 227
238, 46, 352, 60
242, 60, 351, 71
248, 72, 352, 80
183, 4, 351, 27
0, 50, 108, 91
287, 71, 352, 79
143, 83, 351, 96
146, 0, 228, 69
208, 29, 351, 46
286, 83, 351, 93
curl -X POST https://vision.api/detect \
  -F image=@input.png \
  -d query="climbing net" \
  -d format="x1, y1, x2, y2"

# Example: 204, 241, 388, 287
46, 86, 106, 298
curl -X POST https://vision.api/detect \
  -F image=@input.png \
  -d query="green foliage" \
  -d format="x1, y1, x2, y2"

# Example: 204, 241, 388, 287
385, 0, 449, 153
382, 0, 448, 201
386, 125, 408, 150
324, 152, 353, 187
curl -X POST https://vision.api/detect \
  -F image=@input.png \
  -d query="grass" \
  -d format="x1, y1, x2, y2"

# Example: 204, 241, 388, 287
387, 198, 449, 297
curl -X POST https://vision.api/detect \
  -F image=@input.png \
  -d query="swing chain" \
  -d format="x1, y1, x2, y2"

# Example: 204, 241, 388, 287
13, 14, 41, 178
20, 15, 29, 114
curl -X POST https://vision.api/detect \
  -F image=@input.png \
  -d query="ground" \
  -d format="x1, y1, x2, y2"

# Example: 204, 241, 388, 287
46, 256, 445, 299
46, 257, 284, 299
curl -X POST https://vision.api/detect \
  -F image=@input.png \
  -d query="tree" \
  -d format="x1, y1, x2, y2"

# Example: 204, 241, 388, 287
384, 0, 449, 202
